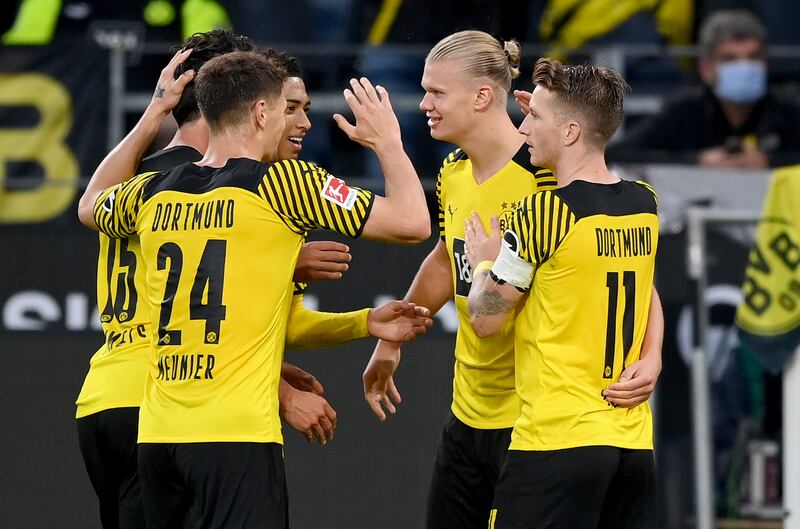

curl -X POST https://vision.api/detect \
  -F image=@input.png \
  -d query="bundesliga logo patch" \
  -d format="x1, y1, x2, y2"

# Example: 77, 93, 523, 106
321, 175, 357, 210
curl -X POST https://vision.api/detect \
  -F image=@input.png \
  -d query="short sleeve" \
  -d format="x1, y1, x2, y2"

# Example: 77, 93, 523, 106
435, 168, 445, 240
258, 159, 375, 238
93, 172, 154, 238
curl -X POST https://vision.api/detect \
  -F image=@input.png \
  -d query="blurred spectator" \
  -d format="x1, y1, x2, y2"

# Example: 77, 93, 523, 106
537, 0, 691, 89
607, 10, 800, 169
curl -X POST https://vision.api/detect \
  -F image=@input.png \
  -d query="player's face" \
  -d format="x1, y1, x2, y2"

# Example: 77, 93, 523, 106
419, 60, 475, 143
519, 86, 560, 168
277, 77, 312, 161
260, 94, 287, 163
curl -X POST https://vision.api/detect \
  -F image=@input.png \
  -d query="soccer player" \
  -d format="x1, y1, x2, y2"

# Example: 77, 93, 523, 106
361, 31, 662, 529
75, 33, 428, 529
79, 50, 430, 529
465, 58, 659, 529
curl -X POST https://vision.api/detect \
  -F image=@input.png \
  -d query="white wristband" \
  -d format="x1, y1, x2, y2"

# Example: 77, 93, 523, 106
491, 233, 534, 290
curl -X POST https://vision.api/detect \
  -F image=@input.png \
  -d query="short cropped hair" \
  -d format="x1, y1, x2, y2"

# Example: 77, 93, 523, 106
699, 10, 766, 57
533, 58, 630, 148
171, 30, 257, 126
194, 51, 285, 133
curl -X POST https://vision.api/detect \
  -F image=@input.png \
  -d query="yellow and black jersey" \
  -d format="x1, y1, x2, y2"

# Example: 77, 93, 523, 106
436, 145, 555, 429
501, 179, 659, 451
93, 157, 374, 444
75, 147, 202, 419
75, 233, 152, 417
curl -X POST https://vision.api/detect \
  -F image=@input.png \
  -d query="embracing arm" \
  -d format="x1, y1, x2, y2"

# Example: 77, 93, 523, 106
467, 263, 525, 337
78, 49, 194, 229
603, 287, 664, 408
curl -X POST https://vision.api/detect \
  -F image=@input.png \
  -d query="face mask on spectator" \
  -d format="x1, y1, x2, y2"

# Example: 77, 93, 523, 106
714, 59, 767, 104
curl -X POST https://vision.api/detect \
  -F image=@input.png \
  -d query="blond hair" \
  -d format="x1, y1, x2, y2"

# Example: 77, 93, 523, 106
427, 30, 521, 99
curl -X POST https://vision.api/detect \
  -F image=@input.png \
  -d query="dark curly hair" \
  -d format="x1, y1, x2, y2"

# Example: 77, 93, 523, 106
171, 30, 257, 126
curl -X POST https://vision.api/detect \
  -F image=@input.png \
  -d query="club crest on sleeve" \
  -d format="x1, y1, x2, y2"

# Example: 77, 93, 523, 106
321, 175, 357, 210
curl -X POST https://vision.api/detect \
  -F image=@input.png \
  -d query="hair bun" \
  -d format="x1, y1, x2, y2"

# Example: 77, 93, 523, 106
502, 39, 521, 79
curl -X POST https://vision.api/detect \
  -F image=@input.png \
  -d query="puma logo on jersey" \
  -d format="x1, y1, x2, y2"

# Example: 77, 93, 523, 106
448, 204, 457, 223
321, 175, 357, 210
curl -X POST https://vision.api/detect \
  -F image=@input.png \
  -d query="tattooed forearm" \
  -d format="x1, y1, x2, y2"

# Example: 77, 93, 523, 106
154, 85, 165, 98
468, 290, 515, 316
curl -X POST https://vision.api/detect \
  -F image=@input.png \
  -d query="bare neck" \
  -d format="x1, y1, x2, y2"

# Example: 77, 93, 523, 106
165, 119, 209, 153
198, 130, 263, 168
458, 112, 525, 184
553, 145, 618, 188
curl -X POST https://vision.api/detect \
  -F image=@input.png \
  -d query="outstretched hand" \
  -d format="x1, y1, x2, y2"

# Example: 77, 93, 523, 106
333, 77, 402, 152
367, 300, 433, 342
362, 340, 403, 421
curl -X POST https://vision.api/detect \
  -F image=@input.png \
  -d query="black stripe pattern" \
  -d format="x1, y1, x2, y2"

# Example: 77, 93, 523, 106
513, 190, 576, 267
258, 159, 375, 238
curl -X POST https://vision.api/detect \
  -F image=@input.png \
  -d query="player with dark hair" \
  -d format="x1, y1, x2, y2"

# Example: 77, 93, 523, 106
75, 31, 429, 529
79, 49, 430, 529
466, 58, 660, 529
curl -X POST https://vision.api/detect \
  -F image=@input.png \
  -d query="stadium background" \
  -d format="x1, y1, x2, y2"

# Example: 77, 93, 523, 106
1, 1, 799, 528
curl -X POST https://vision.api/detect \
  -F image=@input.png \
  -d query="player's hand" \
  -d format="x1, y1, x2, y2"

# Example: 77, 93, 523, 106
293, 241, 351, 282
148, 48, 195, 117
464, 211, 502, 269
333, 77, 402, 152
367, 301, 433, 342
602, 355, 662, 408
363, 340, 402, 421
513, 90, 532, 115
279, 382, 337, 444
281, 362, 325, 395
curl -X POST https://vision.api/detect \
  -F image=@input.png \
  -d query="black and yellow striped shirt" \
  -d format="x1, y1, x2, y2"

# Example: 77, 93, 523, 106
502, 179, 659, 450
93, 157, 374, 444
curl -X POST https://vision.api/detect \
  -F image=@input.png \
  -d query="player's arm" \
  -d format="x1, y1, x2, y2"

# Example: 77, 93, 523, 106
465, 211, 533, 337
286, 294, 432, 349
603, 287, 664, 408
363, 239, 453, 420
334, 78, 430, 243
77, 49, 194, 229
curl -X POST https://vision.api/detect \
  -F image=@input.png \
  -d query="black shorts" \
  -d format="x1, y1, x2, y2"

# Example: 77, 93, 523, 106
138, 442, 287, 529
490, 446, 657, 529
426, 411, 512, 529
76, 407, 145, 529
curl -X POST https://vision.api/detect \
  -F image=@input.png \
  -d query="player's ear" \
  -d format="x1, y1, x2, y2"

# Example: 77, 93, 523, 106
474, 85, 493, 111
253, 99, 268, 130
563, 120, 581, 147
